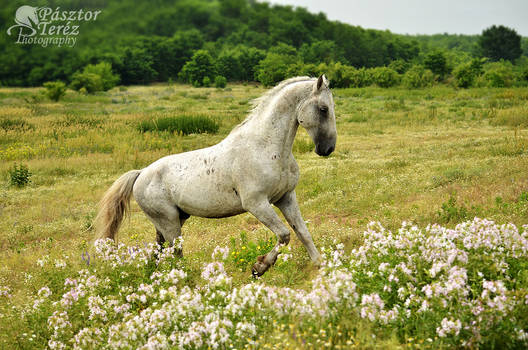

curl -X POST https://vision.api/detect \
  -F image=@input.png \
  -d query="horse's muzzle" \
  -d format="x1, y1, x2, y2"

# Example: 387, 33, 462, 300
314, 131, 336, 157
315, 143, 335, 157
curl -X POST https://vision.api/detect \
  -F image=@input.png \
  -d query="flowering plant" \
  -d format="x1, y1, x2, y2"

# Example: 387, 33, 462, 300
3, 218, 527, 349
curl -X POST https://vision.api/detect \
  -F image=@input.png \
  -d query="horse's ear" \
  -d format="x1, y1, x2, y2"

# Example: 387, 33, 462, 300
317, 74, 324, 90
323, 74, 329, 87
316, 74, 329, 91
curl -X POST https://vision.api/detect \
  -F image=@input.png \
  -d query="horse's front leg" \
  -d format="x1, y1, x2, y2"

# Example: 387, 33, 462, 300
275, 190, 321, 264
241, 196, 291, 277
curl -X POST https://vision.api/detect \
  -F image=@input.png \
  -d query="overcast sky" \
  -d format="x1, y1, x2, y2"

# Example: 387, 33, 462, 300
263, 0, 528, 36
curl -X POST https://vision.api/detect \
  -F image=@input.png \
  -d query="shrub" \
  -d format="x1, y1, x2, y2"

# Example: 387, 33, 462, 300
254, 52, 298, 86
483, 61, 515, 87
9, 163, 31, 188
453, 59, 485, 88
349, 68, 374, 88
388, 59, 410, 74
325, 62, 357, 88
215, 76, 227, 88
453, 64, 475, 88
292, 63, 322, 77
70, 73, 103, 93
82, 62, 119, 91
520, 66, 528, 84
70, 62, 119, 93
202, 76, 211, 87
370, 67, 400, 88
137, 115, 219, 135
179, 50, 216, 87
43, 81, 66, 101
402, 65, 434, 88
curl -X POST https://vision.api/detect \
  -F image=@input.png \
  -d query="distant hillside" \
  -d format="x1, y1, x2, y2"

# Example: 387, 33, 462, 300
0, 0, 525, 86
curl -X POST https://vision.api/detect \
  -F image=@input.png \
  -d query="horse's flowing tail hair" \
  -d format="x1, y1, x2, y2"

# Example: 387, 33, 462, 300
95, 170, 141, 241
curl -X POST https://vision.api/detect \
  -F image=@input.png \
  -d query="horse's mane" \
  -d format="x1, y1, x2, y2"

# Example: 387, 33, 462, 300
231, 76, 315, 132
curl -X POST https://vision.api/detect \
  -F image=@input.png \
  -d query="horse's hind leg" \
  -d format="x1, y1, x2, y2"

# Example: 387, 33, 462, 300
156, 229, 166, 246
138, 198, 185, 256
149, 214, 184, 256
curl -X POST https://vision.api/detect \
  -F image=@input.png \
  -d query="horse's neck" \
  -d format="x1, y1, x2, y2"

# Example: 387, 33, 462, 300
242, 82, 311, 155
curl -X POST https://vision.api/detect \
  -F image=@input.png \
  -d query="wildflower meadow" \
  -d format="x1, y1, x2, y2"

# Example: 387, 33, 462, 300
0, 218, 526, 349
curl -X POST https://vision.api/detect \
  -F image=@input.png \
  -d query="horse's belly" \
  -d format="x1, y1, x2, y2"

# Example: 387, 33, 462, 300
176, 187, 245, 218
168, 168, 244, 218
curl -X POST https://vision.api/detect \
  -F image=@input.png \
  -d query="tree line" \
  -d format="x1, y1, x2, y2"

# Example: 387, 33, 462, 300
0, 0, 526, 90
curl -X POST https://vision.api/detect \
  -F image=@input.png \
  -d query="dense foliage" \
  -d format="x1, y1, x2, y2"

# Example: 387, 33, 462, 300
0, 0, 526, 90
479, 25, 522, 62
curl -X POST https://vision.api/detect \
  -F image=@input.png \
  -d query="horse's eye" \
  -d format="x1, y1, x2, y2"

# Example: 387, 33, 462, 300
319, 106, 328, 114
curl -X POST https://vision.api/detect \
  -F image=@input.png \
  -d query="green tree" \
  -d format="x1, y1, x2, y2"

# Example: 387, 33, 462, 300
254, 52, 297, 86
216, 50, 242, 81
219, 0, 247, 18
388, 59, 410, 74
299, 40, 346, 65
402, 65, 434, 88
479, 25, 522, 62
236, 46, 266, 81
179, 50, 216, 86
118, 47, 157, 85
424, 51, 449, 79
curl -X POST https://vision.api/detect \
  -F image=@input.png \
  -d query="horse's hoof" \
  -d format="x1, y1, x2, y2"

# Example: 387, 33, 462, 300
313, 255, 323, 268
252, 259, 269, 278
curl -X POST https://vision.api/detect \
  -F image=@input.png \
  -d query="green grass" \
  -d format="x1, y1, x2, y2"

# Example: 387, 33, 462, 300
137, 114, 219, 135
0, 117, 34, 132
0, 84, 527, 348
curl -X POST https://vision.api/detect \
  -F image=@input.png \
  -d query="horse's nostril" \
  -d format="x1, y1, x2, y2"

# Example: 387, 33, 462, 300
327, 146, 335, 155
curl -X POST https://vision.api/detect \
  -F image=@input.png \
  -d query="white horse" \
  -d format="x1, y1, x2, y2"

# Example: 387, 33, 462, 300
95, 75, 337, 277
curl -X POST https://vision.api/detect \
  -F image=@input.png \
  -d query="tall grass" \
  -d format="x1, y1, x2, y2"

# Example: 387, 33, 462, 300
137, 115, 219, 135
0, 117, 34, 132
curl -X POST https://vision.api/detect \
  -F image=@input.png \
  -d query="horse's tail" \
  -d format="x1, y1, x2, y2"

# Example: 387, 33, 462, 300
95, 170, 142, 241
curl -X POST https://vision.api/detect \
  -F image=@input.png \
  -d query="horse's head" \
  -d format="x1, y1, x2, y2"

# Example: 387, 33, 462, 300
297, 75, 337, 157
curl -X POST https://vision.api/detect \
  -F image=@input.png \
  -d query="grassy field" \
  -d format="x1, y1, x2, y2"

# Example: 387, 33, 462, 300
0, 83, 527, 348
